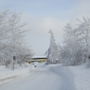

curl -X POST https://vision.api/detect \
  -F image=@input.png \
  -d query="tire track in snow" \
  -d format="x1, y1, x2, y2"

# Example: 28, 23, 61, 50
49, 66, 76, 90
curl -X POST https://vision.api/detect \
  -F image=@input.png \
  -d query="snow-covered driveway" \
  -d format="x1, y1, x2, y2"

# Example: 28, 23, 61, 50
0, 64, 75, 90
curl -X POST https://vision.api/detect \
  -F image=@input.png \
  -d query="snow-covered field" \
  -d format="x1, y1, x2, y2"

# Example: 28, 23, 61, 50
0, 63, 90, 90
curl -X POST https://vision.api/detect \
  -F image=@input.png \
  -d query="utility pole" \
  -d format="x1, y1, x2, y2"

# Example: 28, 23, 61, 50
12, 56, 16, 70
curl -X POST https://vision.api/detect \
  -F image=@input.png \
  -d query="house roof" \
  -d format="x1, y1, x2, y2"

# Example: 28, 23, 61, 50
32, 56, 47, 59
32, 57, 47, 59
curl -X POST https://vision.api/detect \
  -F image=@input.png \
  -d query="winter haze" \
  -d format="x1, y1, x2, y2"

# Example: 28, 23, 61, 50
0, 0, 90, 56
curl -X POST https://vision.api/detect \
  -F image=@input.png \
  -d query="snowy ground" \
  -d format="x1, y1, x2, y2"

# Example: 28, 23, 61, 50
68, 64, 90, 90
0, 63, 90, 90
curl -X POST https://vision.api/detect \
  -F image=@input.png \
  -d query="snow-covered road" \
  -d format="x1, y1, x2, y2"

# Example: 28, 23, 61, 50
0, 64, 76, 90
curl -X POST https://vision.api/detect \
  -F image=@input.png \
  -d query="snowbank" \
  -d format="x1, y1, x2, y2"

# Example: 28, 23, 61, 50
0, 65, 30, 85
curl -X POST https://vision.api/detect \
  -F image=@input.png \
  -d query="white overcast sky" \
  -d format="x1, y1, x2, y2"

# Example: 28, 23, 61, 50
0, 0, 90, 56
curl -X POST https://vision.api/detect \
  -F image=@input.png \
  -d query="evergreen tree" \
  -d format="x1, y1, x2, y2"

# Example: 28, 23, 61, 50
47, 30, 59, 64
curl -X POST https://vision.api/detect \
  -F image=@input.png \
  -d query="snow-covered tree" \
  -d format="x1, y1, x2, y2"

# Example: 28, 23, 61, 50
75, 18, 90, 66
60, 18, 90, 66
61, 24, 83, 65
47, 30, 59, 64
0, 11, 33, 68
